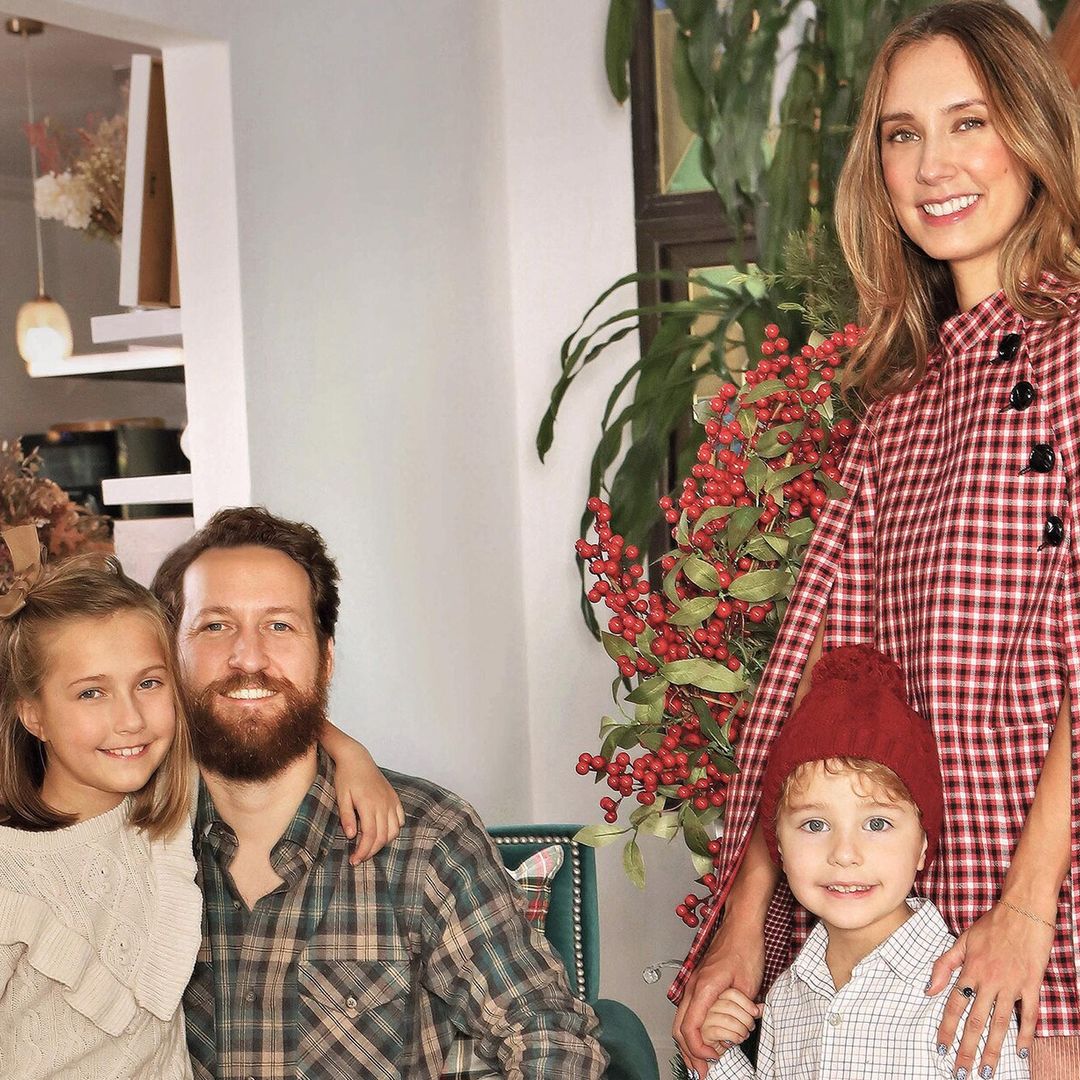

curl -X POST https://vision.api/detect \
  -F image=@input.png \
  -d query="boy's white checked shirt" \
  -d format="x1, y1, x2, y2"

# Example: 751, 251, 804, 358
705, 899, 1029, 1080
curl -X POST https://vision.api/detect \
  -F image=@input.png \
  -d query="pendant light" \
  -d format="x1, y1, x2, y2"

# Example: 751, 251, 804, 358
6, 18, 73, 368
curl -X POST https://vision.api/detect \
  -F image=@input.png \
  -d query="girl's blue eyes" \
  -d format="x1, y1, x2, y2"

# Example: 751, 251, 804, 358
78, 678, 164, 699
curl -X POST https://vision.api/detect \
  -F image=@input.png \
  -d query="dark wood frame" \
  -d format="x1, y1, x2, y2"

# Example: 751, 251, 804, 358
628, 0, 753, 319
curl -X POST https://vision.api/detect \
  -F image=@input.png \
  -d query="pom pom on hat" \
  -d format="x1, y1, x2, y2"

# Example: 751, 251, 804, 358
809, 643, 906, 698
759, 644, 943, 868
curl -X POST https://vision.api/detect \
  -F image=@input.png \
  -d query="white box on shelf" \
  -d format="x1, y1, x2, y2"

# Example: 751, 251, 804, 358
102, 473, 193, 506
91, 308, 183, 345
112, 516, 195, 586
27, 347, 184, 378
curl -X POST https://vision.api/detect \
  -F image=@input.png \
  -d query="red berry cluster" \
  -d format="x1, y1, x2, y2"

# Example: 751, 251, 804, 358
574, 322, 863, 925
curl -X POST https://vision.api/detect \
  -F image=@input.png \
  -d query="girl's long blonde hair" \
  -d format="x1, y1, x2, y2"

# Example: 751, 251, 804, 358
0, 554, 192, 839
835, 0, 1080, 401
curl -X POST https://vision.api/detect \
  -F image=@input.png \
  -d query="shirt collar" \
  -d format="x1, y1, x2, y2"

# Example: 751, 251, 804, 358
195, 747, 340, 883
936, 288, 1018, 361
792, 897, 951, 995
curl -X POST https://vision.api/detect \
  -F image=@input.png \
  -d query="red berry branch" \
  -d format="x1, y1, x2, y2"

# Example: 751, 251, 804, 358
573, 323, 863, 923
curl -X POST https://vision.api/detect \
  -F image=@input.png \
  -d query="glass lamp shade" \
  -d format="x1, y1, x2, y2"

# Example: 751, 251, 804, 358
16, 295, 73, 366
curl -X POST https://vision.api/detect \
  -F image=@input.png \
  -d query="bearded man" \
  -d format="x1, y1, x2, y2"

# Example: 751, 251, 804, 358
151, 507, 605, 1080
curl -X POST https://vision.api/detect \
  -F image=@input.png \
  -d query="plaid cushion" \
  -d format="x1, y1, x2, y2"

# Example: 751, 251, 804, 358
440, 845, 565, 1079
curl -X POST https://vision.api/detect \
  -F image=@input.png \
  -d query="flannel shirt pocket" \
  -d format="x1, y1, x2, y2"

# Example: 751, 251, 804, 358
296, 958, 411, 1078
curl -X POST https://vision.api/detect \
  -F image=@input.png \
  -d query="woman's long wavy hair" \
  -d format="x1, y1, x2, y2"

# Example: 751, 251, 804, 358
0, 554, 192, 838
835, 0, 1080, 401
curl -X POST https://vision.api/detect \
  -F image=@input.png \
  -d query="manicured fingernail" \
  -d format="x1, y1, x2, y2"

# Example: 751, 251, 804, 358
956, 1069, 968, 1080
1018, 1048, 1029, 1060
980, 1067, 993, 1078
938, 1045, 949, 1057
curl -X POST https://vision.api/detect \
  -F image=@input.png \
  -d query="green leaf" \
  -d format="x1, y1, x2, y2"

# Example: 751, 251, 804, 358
668, 595, 720, 626
691, 697, 724, 744
680, 807, 713, 856
629, 803, 659, 828
600, 727, 621, 762
623, 835, 646, 888
785, 517, 815, 544
725, 505, 764, 551
626, 676, 671, 705
815, 470, 848, 501
744, 535, 779, 561
601, 631, 635, 662
604, 0, 639, 103
696, 505, 733, 530
637, 810, 681, 840
740, 378, 785, 405
676, 509, 690, 546
638, 730, 664, 752
763, 461, 815, 494
663, 557, 686, 604
755, 422, 804, 459
683, 556, 721, 591
660, 659, 748, 693
762, 532, 790, 557
634, 697, 666, 725
574, 823, 630, 848
728, 568, 794, 602
743, 456, 768, 496
738, 409, 756, 439
692, 850, 715, 877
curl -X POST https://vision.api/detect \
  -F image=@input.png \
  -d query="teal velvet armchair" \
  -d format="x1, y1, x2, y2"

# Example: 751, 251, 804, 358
488, 825, 660, 1080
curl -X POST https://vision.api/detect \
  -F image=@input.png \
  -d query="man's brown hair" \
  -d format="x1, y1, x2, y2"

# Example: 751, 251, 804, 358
152, 506, 340, 645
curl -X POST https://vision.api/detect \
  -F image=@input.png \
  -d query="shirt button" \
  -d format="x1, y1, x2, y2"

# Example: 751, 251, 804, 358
232, 900, 242, 910
1007, 381, 1036, 411
994, 332, 1022, 363
1043, 515, 1065, 547
346, 995, 358, 1009
1023, 444, 1056, 474
244, 989, 257, 1003
828, 1012, 842, 1027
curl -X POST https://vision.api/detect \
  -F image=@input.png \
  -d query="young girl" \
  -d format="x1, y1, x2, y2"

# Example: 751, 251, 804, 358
0, 526, 401, 1078
672, 4, 1080, 1079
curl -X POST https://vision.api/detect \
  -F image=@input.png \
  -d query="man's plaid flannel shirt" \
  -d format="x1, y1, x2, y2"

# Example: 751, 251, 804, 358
184, 750, 606, 1079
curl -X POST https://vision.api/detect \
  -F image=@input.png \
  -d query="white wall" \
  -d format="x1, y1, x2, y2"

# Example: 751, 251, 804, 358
0, 180, 187, 437
34, 0, 531, 823
500, 5, 691, 1062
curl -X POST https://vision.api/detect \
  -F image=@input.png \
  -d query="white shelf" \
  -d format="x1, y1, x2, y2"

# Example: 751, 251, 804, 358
102, 473, 192, 505
91, 308, 182, 345
28, 347, 184, 379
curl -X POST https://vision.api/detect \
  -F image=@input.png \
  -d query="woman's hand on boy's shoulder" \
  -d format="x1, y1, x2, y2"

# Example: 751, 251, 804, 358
927, 901, 1052, 1078
701, 987, 761, 1053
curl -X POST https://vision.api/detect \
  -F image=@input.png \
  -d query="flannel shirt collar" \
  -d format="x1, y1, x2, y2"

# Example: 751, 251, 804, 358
791, 897, 947, 997
194, 748, 339, 886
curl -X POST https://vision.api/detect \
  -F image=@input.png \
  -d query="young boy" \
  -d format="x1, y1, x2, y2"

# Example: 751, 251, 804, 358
702, 644, 1029, 1080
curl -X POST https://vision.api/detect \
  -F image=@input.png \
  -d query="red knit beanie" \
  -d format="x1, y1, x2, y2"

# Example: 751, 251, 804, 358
759, 644, 943, 868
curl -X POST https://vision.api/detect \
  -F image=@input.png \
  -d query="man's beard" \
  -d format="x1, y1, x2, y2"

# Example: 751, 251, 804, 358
186, 670, 328, 782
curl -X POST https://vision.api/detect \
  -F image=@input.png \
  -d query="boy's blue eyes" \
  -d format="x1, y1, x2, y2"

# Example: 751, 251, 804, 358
798, 816, 894, 833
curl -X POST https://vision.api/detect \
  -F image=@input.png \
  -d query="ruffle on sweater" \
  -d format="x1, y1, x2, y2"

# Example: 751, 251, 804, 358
0, 815, 201, 1037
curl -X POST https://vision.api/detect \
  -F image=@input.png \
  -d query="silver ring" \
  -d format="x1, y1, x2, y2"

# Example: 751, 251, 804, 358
954, 984, 977, 1000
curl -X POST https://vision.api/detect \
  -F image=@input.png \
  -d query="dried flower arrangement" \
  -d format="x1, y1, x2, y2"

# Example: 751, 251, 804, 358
26, 112, 126, 242
0, 440, 112, 587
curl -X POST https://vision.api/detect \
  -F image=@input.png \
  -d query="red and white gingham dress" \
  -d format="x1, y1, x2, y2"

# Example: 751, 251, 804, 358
671, 288, 1080, 1036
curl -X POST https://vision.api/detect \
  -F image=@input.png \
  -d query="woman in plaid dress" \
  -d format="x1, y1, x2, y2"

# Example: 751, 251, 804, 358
672, 4, 1080, 1078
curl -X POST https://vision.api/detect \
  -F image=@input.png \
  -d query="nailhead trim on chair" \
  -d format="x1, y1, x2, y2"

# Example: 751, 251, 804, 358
493, 832, 587, 1001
